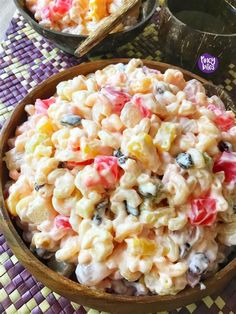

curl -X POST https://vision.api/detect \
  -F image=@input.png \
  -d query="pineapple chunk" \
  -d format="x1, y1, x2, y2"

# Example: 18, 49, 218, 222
126, 237, 156, 256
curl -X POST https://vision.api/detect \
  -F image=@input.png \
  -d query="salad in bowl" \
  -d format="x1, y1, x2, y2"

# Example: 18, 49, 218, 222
3, 59, 236, 298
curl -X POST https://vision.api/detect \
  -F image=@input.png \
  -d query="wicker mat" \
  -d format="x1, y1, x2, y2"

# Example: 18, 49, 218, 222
0, 11, 235, 314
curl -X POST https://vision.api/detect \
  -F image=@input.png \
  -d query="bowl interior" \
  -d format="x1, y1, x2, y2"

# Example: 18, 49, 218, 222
15, 0, 157, 38
0, 59, 236, 314
167, 0, 236, 34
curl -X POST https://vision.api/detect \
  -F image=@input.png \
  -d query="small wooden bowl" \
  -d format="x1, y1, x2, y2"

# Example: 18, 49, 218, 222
157, 0, 236, 80
13, 0, 157, 56
0, 59, 235, 314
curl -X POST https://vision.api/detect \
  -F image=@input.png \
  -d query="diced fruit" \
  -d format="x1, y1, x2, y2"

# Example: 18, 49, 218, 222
189, 198, 216, 226
133, 96, 152, 118
41, 5, 53, 20
65, 160, 94, 170
94, 156, 119, 188
213, 152, 236, 183
131, 78, 152, 94
207, 104, 234, 131
89, 0, 108, 21
52, 0, 73, 14
102, 86, 131, 115
36, 116, 54, 134
127, 133, 154, 165
35, 98, 56, 115
154, 122, 176, 152
214, 115, 234, 132
84, 175, 101, 188
80, 139, 112, 160
127, 238, 156, 256
54, 215, 72, 230
176, 153, 193, 169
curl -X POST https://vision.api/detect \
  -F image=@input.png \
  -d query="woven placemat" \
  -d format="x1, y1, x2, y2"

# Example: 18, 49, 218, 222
0, 11, 236, 314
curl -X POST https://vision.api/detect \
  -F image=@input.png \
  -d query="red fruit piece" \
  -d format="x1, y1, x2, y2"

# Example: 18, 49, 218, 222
214, 115, 234, 132
133, 96, 152, 118
65, 160, 94, 170
41, 5, 53, 20
52, 0, 73, 14
35, 97, 56, 115
213, 152, 236, 183
189, 198, 216, 226
207, 104, 234, 131
94, 156, 119, 188
102, 86, 131, 115
54, 215, 72, 230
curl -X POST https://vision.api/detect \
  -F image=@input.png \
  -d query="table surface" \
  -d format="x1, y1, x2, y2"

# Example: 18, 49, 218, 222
0, 9, 236, 314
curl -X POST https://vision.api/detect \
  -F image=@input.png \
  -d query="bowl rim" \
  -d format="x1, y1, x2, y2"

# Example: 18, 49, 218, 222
14, 0, 157, 39
0, 58, 235, 309
162, 0, 236, 37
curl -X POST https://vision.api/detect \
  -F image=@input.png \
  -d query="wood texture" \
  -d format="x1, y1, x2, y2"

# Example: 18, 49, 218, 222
0, 59, 235, 314
75, 0, 141, 57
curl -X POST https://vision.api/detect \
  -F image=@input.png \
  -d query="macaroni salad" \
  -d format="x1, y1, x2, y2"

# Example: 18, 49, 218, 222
26, 0, 139, 35
4, 59, 236, 296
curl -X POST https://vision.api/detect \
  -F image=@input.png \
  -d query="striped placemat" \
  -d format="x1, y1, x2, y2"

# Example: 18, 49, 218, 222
0, 11, 235, 314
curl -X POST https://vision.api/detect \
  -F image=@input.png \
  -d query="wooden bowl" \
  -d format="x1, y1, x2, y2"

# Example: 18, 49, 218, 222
0, 59, 235, 314
157, 0, 236, 81
13, 0, 157, 56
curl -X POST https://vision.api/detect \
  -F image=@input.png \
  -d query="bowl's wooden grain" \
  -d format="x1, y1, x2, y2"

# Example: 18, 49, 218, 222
14, 0, 157, 56
0, 59, 235, 314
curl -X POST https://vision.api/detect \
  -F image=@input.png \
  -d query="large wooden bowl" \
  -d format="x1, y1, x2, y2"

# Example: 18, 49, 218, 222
0, 59, 235, 314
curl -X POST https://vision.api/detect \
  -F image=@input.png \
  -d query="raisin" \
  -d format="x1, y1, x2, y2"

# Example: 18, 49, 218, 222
113, 148, 128, 165
118, 156, 128, 165
218, 141, 233, 152
60, 114, 82, 127
34, 183, 44, 191
113, 148, 123, 158
176, 153, 193, 169
92, 199, 109, 225
156, 87, 165, 94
